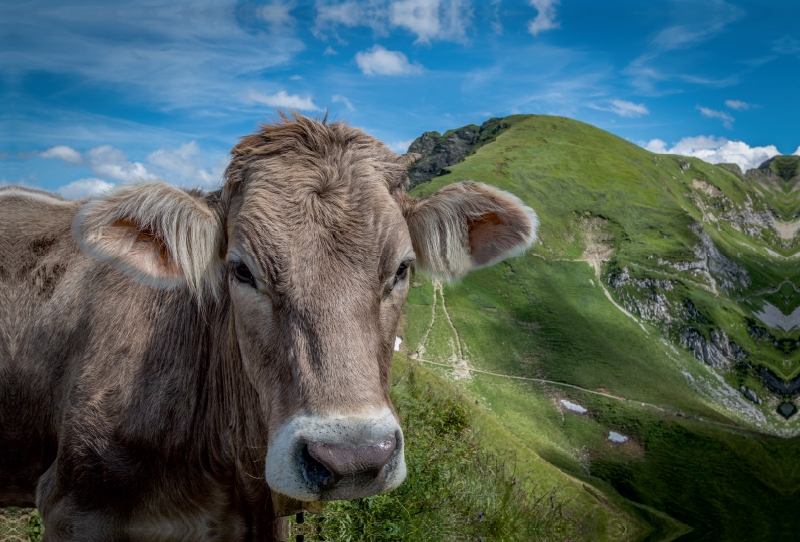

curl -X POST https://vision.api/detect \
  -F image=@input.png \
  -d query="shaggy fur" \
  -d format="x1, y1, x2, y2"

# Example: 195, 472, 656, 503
0, 114, 538, 541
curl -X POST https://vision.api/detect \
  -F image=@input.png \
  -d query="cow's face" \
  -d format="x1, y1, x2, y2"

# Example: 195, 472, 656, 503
223, 146, 413, 501
73, 115, 538, 504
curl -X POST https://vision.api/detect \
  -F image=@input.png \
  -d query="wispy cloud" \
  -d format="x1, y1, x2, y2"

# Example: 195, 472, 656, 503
590, 99, 649, 118
332, 94, 356, 111
625, 0, 744, 93
643, 135, 778, 172
313, 0, 473, 44
3, 1, 305, 111
491, 0, 503, 35
259, 1, 297, 32
725, 100, 753, 111
773, 36, 800, 54
40, 145, 82, 164
243, 89, 322, 111
388, 139, 415, 153
697, 106, 734, 128
527, 0, 560, 36
355, 45, 423, 76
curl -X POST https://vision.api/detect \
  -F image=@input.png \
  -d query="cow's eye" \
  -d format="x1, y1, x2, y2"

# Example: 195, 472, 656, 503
232, 261, 256, 288
395, 261, 410, 282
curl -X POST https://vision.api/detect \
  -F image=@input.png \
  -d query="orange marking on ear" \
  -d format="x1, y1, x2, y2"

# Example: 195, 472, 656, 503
468, 212, 504, 256
110, 218, 180, 275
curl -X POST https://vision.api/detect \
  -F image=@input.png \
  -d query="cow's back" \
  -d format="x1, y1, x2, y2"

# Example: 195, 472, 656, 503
0, 187, 83, 506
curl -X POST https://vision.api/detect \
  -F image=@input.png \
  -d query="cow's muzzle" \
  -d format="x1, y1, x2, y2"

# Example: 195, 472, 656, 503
301, 434, 397, 492
265, 408, 406, 501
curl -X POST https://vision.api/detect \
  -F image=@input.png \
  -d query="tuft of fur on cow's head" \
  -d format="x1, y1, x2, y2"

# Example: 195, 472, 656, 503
71, 113, 539, 505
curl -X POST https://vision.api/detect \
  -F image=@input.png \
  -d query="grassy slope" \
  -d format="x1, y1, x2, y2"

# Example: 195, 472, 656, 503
404, 115, 800, 540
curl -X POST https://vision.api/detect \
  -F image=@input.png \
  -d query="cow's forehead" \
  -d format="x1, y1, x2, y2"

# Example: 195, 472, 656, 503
227, 158, 411, 288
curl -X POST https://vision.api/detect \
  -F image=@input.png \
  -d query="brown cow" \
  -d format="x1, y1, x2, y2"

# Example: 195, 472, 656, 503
0, 115, 538, 541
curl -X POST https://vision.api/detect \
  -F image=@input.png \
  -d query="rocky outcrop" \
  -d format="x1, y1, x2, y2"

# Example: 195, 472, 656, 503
719, 195, 775, 238
680, 328, 745, 368
659, 224, 750, 292
759, 367, 800, 395
406, 117, 512, 188
607, 267, 677, 324
739, 386, 762, 405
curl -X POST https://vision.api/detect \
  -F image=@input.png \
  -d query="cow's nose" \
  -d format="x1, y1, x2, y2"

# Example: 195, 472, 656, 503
300, 435, 397, 491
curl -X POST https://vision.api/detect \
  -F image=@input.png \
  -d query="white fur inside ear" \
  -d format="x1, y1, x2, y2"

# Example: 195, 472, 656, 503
73, 181, 223, 299
406, 182, 538, 279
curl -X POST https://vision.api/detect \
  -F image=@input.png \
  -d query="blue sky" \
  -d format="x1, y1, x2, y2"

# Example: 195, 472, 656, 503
2, 0, 798, 197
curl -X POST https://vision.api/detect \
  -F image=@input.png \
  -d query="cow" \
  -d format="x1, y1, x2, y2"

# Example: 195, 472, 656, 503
0, 114, 538, 541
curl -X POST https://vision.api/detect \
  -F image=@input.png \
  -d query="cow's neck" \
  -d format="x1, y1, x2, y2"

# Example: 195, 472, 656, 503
199, 293, 269, 487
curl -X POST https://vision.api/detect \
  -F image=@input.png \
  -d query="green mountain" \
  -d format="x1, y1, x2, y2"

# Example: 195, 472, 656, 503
401, 115, 800, 540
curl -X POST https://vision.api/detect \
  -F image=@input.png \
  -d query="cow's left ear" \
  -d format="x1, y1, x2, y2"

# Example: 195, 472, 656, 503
403, 181, 538, 279
73, 181, 223, 298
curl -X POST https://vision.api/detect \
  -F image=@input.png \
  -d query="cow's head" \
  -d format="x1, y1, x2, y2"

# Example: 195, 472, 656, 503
72, 115, 538, 504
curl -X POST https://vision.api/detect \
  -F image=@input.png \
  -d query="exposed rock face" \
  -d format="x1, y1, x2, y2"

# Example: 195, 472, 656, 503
607, 268, 677, 324
759, 367, 800, 395
406, 117, 512, 188
740, 386, 762, 405
680, 328, 745, 368
719, 195, 775, 238
659, 224, 750, 292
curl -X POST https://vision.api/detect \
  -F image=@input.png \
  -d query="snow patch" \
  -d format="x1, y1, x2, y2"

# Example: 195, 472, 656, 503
753, 302, 800, 332
560, 400, 587, 413
608, 431, 628, 443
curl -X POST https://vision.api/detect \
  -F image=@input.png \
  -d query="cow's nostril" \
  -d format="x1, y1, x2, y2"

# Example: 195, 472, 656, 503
303, 436, 397, 493
300, 444, 337, 491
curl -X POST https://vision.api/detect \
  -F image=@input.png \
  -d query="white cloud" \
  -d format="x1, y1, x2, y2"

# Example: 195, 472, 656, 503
147, 142, 204, 179
725, 100, 752, 110
41, 144, 156, 183
147, 142, 228, 188
84, 146, 156, 183
643, 135, 780, 172
644, 139, 668, 154
40, 145, 82, 164
260, 1, 296, 29
331, 94, 356, 112
314, 0, 472, 44
390, 0, 472, 44
610, 100, 649, 117
591, 99, 649, 118
244, 89, 321, 111
388, 139, 415, 153
323, 46, 337, 55
355, 45, 423, 76
794, 146, 800, 157
697, 106, 734, 128
56, 178, 115, 199
527, 0, 560, 36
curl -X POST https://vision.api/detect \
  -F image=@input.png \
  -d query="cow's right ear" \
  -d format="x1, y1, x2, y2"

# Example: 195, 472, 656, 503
72, 181, 223, 298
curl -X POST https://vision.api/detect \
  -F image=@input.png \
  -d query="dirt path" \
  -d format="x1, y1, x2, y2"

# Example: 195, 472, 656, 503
413, 281, 471, 379
412, 356, 761, 435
